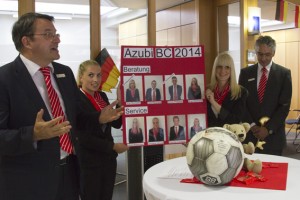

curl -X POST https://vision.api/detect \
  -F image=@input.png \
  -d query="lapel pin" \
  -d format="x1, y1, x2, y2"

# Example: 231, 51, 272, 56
248, 78, 255, 82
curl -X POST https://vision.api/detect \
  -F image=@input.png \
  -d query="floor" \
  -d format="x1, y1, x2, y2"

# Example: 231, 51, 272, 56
112, 130, 300, 200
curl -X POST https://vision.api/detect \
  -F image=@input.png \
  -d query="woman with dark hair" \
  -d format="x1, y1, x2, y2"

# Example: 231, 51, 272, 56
188, 77, 202, 100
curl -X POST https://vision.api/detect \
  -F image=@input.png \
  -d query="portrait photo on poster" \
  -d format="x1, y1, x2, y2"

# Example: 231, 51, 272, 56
144, 75, 164, 103
123, 75, 143, 104
187, 113, 207, 139
126, 116, 145, 146
185, 74, 204, 102
167, 114, 186, 143
165, 74, 184, 102
146, 115, 166, 145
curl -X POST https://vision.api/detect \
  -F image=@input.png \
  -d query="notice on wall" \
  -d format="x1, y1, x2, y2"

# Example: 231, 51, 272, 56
120, 45, 207, 147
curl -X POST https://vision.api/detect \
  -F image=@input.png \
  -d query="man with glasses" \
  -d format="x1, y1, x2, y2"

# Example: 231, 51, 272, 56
239, 35, 292, 156
0, 12, 123, 200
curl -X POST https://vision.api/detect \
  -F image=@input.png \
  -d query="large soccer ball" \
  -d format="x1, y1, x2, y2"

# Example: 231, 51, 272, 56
186, 127, 244, 186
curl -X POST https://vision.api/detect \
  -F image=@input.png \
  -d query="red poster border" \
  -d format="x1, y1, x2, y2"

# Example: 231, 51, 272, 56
120, 45, 207, 147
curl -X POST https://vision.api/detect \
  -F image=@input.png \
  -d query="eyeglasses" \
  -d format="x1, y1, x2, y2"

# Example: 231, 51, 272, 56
256, 52, 273, 58
28, 32, 60, 40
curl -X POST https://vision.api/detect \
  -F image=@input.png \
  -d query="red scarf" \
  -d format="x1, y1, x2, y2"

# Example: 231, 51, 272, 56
214, 84, 230, 105
130, 89, 135, 98
81, 89, 107, 111
153, 128, 158, 139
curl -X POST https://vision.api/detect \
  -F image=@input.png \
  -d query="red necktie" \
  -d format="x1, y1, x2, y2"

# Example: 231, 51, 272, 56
40, 67, 73, 154
152, 89, 156, 101
258, 67, 267, 103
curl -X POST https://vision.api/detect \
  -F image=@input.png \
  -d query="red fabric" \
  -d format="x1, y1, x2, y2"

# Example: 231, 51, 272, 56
153, 128, 158, 139
81, 89, 107, 111
130, 89, 135, 98
258, 67, 267, 103
174, 86, 178, 100
40, 67, 73, 154
214, 84, 230, 105
295, 5, 299, 28
181, 162, 288, 190
152, 90, 156, 101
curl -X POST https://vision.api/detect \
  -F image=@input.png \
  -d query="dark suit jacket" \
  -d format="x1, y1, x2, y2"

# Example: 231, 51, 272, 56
148, 128, 164, 142
190, 126, 203, 138
0, 56, 100, 200
76, 91, 121, 168
207, 87, 248, 127
128, 128, 143, 143
168, 85, 182, 100
145, 88, 161, 101
169, 126, 185, 140
239, 63, 292, 153
126, 88, 140, 102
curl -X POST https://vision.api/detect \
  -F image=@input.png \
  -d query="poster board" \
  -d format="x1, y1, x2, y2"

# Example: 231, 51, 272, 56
120, 45, 207, 147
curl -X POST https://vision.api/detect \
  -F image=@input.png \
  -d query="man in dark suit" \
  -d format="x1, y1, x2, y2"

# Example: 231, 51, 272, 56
239, 35, 292, 156
0, 13, 123, 200
145, 80, 161, 101
148, 117, 164, 142
168, 76, 183, 100
169, 116, 185, 140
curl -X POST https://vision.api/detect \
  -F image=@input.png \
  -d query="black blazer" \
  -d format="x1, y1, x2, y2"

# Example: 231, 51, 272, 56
169, 125, 185, 140
125, 88, 140, 102
239, 63, 292, 152
168, 85, 182, 100
0, 56, 100, 200
207, 86, 248, 127
148, 128, 164, 142
76, 91, 121, 168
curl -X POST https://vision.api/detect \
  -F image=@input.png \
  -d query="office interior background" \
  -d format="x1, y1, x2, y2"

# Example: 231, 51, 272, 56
0, 1, 300, 197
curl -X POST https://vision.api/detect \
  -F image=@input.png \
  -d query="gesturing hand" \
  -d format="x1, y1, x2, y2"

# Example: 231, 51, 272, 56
113, 143, 129, 154
33, 109, 72, 141
99, 100, 124, 124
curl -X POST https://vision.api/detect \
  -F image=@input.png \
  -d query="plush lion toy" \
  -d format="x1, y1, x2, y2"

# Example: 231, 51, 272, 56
223, 123, 263, 174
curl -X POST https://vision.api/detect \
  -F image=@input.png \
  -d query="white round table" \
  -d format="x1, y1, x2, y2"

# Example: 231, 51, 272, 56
143, 154, 300, 200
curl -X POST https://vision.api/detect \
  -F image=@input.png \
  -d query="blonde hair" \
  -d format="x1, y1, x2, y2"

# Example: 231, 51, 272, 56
207, 52, 241, 100
76, 60, 100, 87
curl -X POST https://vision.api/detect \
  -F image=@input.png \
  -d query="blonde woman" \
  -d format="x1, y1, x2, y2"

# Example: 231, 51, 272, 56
76, 60, 128, 200
125, 79, 140, 102
205, 52, 248, 127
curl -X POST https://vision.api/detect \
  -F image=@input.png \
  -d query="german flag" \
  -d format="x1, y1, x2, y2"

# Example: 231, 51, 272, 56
295, 5, 300, 28
275, 0, 288, 22
95, 48, 120, 93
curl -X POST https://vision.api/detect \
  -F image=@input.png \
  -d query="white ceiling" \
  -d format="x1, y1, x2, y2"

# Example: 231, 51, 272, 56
3, 0, 190, 10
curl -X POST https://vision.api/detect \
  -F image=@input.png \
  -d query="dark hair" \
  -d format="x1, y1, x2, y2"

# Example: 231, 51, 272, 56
255, 35, 276, 53
12, 12, 54, 52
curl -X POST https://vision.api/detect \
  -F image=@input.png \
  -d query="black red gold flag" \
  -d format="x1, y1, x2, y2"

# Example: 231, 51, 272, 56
295, 5, 300, 28
275, 0, 288, 22
95, 48, 120, 92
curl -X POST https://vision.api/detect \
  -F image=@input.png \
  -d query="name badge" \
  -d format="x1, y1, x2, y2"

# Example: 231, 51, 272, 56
56, 74, 66, 78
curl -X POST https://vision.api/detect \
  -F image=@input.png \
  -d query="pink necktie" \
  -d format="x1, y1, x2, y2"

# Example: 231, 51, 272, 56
40, 67, 73, 154
258, 67, 267, 103
152, 90, 156, 101
174, 86, 177, 100
175, 126, 178, 135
